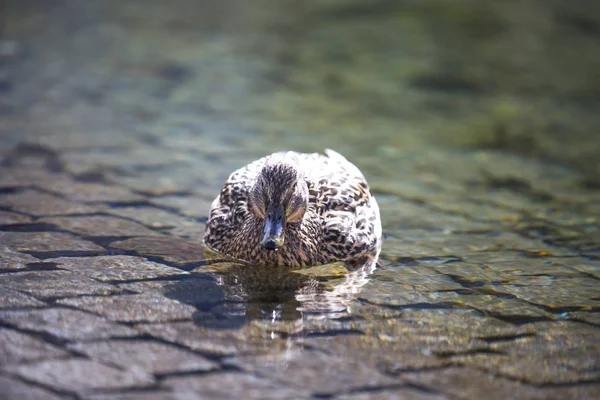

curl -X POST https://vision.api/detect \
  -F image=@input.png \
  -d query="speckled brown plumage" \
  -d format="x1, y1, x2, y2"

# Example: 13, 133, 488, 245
204, 149, 382, 267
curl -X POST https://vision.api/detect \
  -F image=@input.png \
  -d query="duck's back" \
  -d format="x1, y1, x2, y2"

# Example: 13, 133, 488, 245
301, 150, 381, 261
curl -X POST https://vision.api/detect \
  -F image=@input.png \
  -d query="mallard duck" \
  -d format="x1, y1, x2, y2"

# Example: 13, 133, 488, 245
204, 149, 381, 267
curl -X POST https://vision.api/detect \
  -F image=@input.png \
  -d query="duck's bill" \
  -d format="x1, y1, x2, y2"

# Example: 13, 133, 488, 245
260, 204, 285, 250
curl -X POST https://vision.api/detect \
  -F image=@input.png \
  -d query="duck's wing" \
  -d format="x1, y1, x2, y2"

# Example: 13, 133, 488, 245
302, 150, 381, 259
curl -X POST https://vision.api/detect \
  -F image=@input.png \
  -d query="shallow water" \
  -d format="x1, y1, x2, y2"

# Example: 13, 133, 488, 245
1, 1, 599, 398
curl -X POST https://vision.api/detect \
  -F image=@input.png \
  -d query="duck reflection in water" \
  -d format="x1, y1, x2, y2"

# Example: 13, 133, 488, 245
198, 246, 381, 324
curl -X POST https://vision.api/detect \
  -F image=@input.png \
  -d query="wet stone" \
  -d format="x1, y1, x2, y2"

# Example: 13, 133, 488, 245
427, 198, 522, 222
83, 391, 178, 400
0, 210, 33, 225
306, 334, 453, 373
358, 279, 462, 307
374, 309, 534, 353
109, 237, 206, 266
378, 198, 494, 233
137, 322, 238, 357
117, 277, 223, 307
0, 168, 74, 190
565, 311, 600, 326
432, 259, 582, 285
375, 264, 464, 291
0, 270, 121, 299
0, 287, 46, 309
166, 219, 206, 239
0, 246, 40, 270
33, 132, 138, 151
489, 336, 600, 374
399, 367, 556, 400
450, 352, 600, 384
0, 308, 138, 341
0, 375, 68, 400
45, 255, 186, 282
106, 206, 191, 229
0, 190, 103, 216
236, 349, 400, 396
149, 195, 213, 219
60, 146, 187, 176
531, 384, 600, 400
565, 261, 600, 279
337, 388, 450, 400
0, 327, 69, 365
109, 169, 200, 196
57, 294, 196, 323
386, 231, 575, 258
4, 359, 155, 393
0, 232, 105, 254
455, 294, 552, 318
503, 321, 600, 354
40, 216, 162, 238
36, 180, 146, 203
485, 277, 600, 309
162, 372, 309, 400
68, 339, 219, 375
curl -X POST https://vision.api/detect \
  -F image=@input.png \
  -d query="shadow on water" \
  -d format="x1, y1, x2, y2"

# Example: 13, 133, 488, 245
162, 249, 380, 329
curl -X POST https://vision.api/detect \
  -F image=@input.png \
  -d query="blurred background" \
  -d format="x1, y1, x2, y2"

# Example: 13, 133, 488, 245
1, 0, 599, 181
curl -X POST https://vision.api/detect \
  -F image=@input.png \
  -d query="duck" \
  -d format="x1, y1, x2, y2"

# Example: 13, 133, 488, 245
203, 149, 381, 267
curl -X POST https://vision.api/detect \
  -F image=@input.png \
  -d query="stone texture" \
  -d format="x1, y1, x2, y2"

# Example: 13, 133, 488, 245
83, 392, 180, 400
58, 294, 196, 323
0, 270, 121, 299
399, 366, 580, 400
45, 255, 186, 282
35, 180, 145, 204
0, 210, 33, 225
337, 389, 449, 400
0, 246, 40, 270
0, 190, 103, 216
137, 322, 239, 357
0, 287, 46, 309
162, 371, 311, 400
166, 219, 206, 239
454, 294, 552, 318
68, 339, 219, 375
565, 311, 600, 326
485, 277, 600, 309
109, 237, 206, 266
0, 168, 74, 190
358, 279, 463, 307
373, 266, 464, 291
0, 376, 69, 400
106, 206, 193, 229
149, 195, 213, 219
117, 276, 223, 306
40, 216, 162, 237
0, 327, 69, 365
0, 308, 138, 341
432, 259, 582, 284
0, 232, 105, 254
237, 350, 400, 396
4, 359, 154, 393
307, 334, 453, 373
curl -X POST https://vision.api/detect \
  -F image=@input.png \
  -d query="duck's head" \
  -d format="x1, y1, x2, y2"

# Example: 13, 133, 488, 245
249, 155, 309, 250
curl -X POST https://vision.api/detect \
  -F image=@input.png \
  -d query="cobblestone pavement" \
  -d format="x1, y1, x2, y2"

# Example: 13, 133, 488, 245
1, 1, 600, 399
